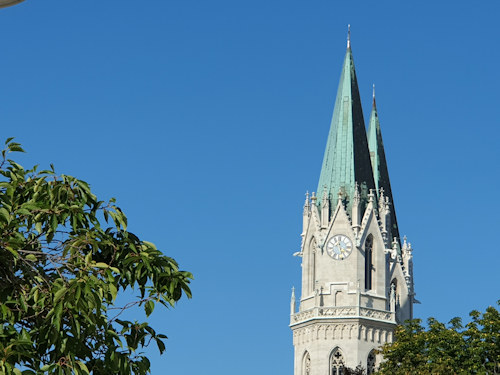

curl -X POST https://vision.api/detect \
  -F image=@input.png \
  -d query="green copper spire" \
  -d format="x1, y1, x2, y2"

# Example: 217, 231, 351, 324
368, 88, 400, 241
317, 37, 375, 212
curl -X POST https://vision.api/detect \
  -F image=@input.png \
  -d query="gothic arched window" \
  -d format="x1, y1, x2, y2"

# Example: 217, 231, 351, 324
303, 352, 311, 375
330, 347, 345, 375
365, 235, 373, 290
367, 350, 376, 374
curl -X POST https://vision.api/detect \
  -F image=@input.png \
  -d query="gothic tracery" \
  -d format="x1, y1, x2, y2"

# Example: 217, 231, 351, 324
367, 350, 376, 374
303, 352, 311, 375
330, 348, 345, 375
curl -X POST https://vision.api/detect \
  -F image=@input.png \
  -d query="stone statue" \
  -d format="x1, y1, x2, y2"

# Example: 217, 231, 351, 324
390, 283, 396, 312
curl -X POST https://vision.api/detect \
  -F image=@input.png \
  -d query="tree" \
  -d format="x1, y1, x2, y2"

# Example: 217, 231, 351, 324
344, 365, 366, 375
0, 139, 193, 374
376, 302, 500, 375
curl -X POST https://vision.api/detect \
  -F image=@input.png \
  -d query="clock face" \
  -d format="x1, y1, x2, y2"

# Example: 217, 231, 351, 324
326, 234, 353, 260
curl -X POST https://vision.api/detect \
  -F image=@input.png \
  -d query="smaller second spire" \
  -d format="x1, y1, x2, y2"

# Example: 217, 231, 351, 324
367, 92, 400, 243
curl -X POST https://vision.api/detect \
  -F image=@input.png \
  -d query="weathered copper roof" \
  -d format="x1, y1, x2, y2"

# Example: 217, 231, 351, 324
368, 94, 400, 242
317, 45, 375, 213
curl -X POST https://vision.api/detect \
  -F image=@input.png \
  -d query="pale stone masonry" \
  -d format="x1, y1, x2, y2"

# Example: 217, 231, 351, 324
290, 34, 415, 375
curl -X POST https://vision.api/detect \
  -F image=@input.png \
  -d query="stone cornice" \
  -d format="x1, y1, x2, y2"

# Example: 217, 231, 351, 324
290, 306, 395, 327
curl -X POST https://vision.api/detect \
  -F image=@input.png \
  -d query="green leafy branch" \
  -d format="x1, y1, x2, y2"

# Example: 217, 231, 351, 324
0, 139, 193, 375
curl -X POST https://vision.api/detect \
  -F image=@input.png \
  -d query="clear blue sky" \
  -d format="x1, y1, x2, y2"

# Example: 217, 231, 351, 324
1, 0, 499, 374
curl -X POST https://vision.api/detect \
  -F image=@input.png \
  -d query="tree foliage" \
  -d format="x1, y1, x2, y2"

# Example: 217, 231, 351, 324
0, 139, 193, 374
344, 365, 366, 375
377, 302, 500, 375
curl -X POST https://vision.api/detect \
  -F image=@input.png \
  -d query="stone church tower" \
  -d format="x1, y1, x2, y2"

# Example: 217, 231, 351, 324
290, 34, 415, 375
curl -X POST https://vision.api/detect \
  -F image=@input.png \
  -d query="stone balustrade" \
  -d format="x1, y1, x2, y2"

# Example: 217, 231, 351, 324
291, 306, 394, 325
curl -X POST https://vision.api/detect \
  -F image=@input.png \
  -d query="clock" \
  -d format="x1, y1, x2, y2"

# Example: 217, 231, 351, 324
326, 234, 353, 260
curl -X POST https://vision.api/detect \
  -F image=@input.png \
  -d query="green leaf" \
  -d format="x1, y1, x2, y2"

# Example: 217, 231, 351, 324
74, 318, 81, 338
25, 254, 37, 262
8, 145, 25, 153
76, 361, 90, 375
155, 337, 166, 354
5, 246, 18, 258
50, 214, 58, 233
53, 287, 66, 304
109, 283, 117, 301
107, 329, 121, 343
75, 285, 81, 304
16, 208, 31, 216
53, 302, 63, 332
94, 262, 109, 269
0, 207, 10, 223
145, 300, 155, 317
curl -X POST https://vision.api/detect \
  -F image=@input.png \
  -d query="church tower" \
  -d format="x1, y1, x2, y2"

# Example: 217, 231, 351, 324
290, 32, 415, 375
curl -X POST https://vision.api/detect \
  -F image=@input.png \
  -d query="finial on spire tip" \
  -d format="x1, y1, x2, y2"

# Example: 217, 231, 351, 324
347, 24, 351, 49
372, 84, 375, 98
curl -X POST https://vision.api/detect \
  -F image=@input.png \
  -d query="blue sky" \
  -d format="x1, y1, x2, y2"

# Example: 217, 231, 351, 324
1, 0, 499, 374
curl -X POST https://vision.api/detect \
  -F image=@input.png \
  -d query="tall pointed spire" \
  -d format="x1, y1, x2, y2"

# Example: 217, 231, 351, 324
317, 30, 375, 213
368, 90, 400, 241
